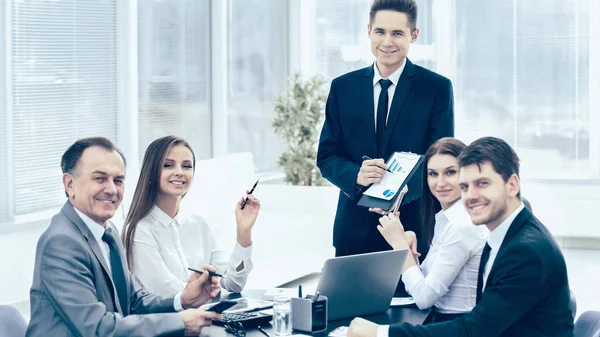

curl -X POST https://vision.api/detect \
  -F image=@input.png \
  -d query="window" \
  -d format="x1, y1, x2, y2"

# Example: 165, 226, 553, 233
10, 0, 121, 216
0, 1, 8, 222
455, 0, 592, 178
314, 0, 434, 80
227, 0, 288, 173
137, 0, 211, 162
315, 0, 371, 80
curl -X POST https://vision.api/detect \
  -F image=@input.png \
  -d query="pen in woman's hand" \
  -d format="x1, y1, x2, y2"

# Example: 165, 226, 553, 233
187, 267, 227, 278
241, 179, 260, 210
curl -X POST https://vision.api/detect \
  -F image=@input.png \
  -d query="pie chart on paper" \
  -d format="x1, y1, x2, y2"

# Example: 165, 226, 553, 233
382, 189, 395, 198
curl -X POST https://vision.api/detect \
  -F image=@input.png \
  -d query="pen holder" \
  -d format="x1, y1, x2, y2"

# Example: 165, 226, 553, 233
291, 296, 328, 333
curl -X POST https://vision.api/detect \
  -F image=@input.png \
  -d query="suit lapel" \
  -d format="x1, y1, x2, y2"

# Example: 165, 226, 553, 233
108, 221, 132, 315
497, 207, 532, 252
361, 66, 378, 156
382, 59, 417, 153
486, 207, 532, 283
61, 202, 121, 312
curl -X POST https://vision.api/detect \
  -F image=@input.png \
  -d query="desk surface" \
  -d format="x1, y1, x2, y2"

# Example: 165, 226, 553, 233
200, 290, 429, 337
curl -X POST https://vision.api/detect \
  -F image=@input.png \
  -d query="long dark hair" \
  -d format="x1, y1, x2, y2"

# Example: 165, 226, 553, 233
420, 137, 467, 246
122, 136, 196, 266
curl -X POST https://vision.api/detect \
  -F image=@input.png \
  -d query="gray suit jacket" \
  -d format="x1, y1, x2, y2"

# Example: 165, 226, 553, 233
26, 201, 186, 337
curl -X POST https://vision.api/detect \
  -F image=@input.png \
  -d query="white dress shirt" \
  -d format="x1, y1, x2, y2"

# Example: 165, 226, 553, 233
401, 200, 488, 313
73, 207, 183, 311
482, 202, 525, 290
130, 205, 253, 295
372, 60, 406, 129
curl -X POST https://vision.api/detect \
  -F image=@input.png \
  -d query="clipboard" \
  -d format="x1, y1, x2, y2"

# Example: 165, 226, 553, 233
357, 152, 424, 211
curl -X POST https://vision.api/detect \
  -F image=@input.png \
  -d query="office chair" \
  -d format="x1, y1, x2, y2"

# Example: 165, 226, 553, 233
570, 290, 578, 320
574, 311, 600, 337
0, 305, 27, 337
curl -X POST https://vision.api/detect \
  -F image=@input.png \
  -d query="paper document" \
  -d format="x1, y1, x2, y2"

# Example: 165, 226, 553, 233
263, 288, 297, 300
390, 297, 416, 307
328, 326, 349, 337
363, 152, 421, 200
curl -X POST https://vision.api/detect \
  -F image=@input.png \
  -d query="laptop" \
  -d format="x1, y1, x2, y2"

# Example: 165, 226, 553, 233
315, 249, 408, 320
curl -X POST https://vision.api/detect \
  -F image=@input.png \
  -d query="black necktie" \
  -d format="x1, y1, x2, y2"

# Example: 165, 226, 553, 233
102, 227, 128, 314
377, 79, 393, 157
476, 243, 492, 303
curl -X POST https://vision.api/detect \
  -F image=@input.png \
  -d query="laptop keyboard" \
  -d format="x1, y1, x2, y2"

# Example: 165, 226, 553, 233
215, 311, 273, 328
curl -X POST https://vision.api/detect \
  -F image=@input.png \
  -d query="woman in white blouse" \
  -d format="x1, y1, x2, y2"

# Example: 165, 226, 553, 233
375, 137, 487, 323
121, 136, 260, 295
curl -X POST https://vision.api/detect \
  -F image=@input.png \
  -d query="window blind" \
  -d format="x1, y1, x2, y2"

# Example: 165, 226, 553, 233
11, 0, 120, 215
0, 1, 8, 222
137, 0, 211, 163
315, 0, 372, 81
227, 0, 288, 173
455, 0, 590, 178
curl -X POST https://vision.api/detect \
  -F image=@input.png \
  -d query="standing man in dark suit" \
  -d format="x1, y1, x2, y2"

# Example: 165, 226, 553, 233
26, 137, 223, 337
317, 0, 454, 257
348, 137, 574, 337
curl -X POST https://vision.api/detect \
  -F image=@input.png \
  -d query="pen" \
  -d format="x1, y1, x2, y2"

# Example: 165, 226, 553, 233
187, 267, 227, 278
361, 155, 395, 174
257, 326, 271, 337
313, 291, 320, 302
241, 179, 260, 210
298, 285, 303, 298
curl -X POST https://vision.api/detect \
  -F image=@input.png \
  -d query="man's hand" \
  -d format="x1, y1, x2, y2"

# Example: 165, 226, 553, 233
377, 213, 409, 250
348, 317, 380, 337
235, 192, 260, 248
181, 265, 221, 309
179, 308, 221, 336
356, 159, 387, 187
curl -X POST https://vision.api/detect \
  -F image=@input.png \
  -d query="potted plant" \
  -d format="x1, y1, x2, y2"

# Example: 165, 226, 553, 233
272, 73, 328, 186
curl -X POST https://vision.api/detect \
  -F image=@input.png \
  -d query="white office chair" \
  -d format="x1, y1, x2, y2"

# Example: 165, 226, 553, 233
574, 311, 600, 337
0, 305, 27, 337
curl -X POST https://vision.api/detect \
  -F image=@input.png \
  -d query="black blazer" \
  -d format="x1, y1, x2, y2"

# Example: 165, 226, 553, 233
389, 207, 574, 337
317, 59, 454, 253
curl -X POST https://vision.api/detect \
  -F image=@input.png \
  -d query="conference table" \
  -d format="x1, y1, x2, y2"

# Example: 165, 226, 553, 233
200, 273, 430, 337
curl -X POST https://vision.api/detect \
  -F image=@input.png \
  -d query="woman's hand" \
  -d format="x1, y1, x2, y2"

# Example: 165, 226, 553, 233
377, 213, 409, 250
234, 191, 260, 247
404, 231, 421, 258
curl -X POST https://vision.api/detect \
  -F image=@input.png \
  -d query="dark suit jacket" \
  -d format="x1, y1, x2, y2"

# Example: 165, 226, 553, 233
317, 59, 454, 254
26, 201, 185, 337
389, 207, 574, 337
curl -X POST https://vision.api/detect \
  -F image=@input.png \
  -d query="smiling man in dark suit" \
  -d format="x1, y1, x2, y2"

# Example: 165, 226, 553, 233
317, 0, 454, 257
348, 137, 574, 337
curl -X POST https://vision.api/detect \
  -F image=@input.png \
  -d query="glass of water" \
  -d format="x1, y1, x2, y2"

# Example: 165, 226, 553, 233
273, 296, 292, 336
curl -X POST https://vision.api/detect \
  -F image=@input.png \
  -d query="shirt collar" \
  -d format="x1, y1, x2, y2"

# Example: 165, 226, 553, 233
372, 59, 406, 87
73, 207, 106, 244
150, 205, 180, 228
435, 199, 470, 226
487, 202, 525, 251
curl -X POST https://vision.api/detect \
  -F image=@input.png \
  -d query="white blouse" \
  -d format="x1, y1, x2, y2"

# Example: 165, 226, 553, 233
402, 200, 488, 314
129, 205, 253, 295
